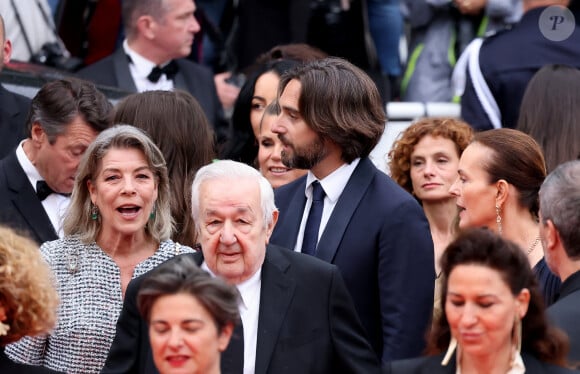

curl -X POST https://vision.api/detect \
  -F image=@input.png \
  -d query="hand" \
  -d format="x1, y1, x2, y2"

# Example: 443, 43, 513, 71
214, 72, 241, 111
453, 0, 486, 15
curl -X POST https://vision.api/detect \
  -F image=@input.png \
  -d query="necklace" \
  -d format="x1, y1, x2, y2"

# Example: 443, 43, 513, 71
527, 235, 541, 255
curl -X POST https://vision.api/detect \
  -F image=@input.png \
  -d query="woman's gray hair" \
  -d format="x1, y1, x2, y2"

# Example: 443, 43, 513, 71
64, 125, 173, 243
191, 160, 278, 232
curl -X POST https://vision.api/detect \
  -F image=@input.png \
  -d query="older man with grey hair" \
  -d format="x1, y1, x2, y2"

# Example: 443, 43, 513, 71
102, 160, 381, 374
539, 160, 580, 365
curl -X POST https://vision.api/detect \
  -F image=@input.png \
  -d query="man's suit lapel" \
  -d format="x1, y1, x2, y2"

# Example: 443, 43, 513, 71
112, 49, 138, 92
273, 177, 307, 250
254, 246, 296, 374
4, 153, 58, 243
0, 85, 23, 120
173, 60, 190, 93
316, 158, 376, 263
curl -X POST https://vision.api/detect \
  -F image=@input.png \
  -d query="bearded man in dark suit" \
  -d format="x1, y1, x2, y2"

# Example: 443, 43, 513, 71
270, 57, 435, 364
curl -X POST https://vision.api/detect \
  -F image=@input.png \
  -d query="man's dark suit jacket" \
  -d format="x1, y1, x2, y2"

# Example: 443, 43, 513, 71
0, 348, 62, 374
461, 7, 580, 130
0, 84, 30, 159
101, 245, 381, 374
270, 157, 435, 363
548, 271, 580, 366
384, 352, 578, 373
76, 48, 227, 143
0, 151, 58, 244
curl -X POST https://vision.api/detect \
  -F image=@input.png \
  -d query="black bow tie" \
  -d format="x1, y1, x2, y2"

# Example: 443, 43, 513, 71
147, 61, 179, 82
36, 180, 70, 201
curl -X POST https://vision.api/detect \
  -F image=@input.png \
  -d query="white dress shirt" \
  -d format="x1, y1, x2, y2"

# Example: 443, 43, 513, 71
293, 158, 360, 252
202, 263, 261, 374
16, 142, 69, 237
123, 40, 175, 92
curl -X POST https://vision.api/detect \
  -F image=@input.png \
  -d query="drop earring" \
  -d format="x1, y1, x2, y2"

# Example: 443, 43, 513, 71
149, 205, 156, 220
495, 204, 503, 235
441, 336, 457, 365
0, 321, 10, 336
91, 204, 99, 220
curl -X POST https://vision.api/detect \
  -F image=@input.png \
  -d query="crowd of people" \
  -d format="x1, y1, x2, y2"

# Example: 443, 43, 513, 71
0, 0, 579, 373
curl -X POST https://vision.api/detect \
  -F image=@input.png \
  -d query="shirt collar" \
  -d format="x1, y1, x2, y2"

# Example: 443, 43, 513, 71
305, 158, 360, 203
201, 261, 262, 311
16, 140, 43, 192
123, 40, 172, 81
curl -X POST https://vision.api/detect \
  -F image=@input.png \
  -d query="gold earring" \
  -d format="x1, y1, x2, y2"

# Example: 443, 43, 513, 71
513, 315, 522, 354
441, 336, 457, 365
495, 204, 503, 235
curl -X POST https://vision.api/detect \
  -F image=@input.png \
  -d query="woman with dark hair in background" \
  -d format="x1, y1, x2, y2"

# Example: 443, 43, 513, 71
222, 43, 327, 165
517, 64, 580, 173
449, 128, 561, 305
114, 90, 216, 247
137, 255, 240, 374
386, 228, 573, 373
223, 59, 301, 165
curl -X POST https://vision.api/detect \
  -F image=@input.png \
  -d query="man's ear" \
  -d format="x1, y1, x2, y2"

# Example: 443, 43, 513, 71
136, 15, 157, 40
543, 219, 560, 253
3, 39, 12, 65
265, 210, 279, 244
30, 123, 46, 146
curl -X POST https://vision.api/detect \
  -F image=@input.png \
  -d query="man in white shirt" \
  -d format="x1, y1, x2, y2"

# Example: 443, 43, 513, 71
77, 0, 229, 147
0, 78, 112, 244
270, 57, 435, 364
102, 160, 381, 374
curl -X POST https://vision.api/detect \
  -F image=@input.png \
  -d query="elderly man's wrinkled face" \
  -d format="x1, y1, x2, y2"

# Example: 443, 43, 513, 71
197, 177, 277, 284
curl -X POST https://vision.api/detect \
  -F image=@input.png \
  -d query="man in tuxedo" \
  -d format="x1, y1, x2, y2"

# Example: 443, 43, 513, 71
540, 160, 580, 364
0, 15, 31, 159
0, 78, 112, 244
76, 0, 227, 144
270, 57, 435, 364
102, 160, 380, 374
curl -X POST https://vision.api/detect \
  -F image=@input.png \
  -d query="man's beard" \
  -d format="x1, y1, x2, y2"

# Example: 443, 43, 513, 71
280, 135, 327, 170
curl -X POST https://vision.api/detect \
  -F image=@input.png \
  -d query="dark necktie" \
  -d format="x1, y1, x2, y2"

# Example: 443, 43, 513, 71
221, 321, 244, 374
147, 60, 179, 82
302, 181, 326, 256
36, 180, 69, 201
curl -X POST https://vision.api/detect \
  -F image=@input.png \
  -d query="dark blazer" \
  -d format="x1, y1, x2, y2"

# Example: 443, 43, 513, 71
76, 48, 227, 140
384, 352, 579, 373
0, 348, 62, 374
0, 84, 30, 160
270, 158, 435, 363
0, 151, 58, 244
461, 7, 580, 130
101, 245, 381, 374
548, 270, 580, 365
